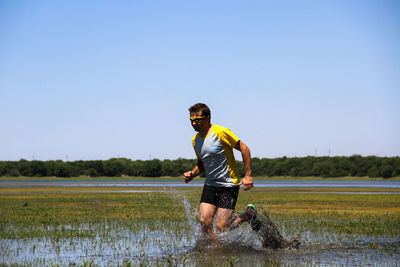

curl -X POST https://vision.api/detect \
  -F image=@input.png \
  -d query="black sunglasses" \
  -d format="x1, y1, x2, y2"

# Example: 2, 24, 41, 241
190, 116, 206, 123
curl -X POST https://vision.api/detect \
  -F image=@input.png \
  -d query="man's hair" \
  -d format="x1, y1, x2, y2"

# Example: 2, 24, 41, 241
189, 103, 211, 117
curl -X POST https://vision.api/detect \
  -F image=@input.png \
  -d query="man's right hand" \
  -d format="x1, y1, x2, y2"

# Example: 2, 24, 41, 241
183, 171, 193, 183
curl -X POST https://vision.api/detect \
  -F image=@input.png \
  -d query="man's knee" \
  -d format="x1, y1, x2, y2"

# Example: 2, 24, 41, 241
215, 219, 230, 232
200, 215, 213, 227
199, 202, 216, 226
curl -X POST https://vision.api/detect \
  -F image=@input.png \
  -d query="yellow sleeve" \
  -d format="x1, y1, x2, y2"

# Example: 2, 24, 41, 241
213, 125, 240, 148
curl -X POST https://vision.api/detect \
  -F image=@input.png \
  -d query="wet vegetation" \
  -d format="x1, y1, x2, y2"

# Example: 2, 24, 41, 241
1, 181, 399, 266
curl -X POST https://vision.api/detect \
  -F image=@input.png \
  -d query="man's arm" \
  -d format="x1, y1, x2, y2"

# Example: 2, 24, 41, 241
235, 140, 253, 190
183, 157, 204, 183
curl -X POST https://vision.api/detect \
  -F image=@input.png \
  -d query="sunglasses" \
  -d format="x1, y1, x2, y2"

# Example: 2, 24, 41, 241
190, 116, 206, 123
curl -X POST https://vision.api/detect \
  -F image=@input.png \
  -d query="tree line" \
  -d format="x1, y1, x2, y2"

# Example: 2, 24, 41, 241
0, 155, 399, 178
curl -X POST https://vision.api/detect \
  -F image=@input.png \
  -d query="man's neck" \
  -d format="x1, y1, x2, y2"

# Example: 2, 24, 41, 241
199, 124, 212, 138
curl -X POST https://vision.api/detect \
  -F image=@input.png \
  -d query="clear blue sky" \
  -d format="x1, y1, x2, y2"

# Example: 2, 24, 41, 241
1, 0, 399, 161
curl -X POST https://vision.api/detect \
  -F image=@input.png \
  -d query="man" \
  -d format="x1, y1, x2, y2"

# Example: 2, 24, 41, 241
183, 103, 259, 240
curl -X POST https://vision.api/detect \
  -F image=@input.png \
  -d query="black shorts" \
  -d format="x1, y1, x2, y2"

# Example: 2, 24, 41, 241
200, 184, 240, 210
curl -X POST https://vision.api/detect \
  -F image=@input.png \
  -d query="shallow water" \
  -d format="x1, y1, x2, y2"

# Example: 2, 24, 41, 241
2, 234, 399, 266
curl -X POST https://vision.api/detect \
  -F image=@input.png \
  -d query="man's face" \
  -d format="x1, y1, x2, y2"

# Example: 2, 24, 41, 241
190, 111, 208, 132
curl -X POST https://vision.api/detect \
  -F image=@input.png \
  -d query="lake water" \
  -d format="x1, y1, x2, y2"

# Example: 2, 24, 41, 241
2, 179, 400, 188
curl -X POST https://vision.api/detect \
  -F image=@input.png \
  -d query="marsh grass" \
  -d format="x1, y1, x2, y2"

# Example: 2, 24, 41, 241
0, 192, 196, 239
238, 191, 400, 240
0, 183, 399, 266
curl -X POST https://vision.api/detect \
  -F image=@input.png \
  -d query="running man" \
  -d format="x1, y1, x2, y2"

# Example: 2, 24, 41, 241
183, 103, 259, 240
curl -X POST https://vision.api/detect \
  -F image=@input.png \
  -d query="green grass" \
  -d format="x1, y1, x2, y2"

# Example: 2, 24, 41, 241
0, 192, 192, 239
1, 186, 399, 240
239, 190, 400, 238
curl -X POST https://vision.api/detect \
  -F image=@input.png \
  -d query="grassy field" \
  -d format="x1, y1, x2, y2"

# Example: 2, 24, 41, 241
3, 190, 399, 237
1, 179, 399, 266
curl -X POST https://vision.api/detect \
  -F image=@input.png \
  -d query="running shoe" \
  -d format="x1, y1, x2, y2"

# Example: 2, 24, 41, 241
245, 204, 261, 231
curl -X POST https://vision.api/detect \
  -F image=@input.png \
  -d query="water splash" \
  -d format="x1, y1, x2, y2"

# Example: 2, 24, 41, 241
165, 189, 203, 243
167, 189, 266, 251
219, 225, 263, 249
182, 196, 198, 234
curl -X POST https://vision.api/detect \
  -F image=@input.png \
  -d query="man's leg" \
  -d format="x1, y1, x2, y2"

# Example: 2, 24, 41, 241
199, 202, 217, 238
214, 186, 239, 232
230, 204, 261, 231
230, 214, 246, 229
215, 208, 234, 232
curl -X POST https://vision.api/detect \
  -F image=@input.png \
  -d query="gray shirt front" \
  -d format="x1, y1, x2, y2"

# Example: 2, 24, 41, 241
192, 125, 240, 187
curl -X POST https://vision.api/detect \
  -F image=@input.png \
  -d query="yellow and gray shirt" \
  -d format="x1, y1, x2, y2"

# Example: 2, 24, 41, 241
192, 124, 240, 187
